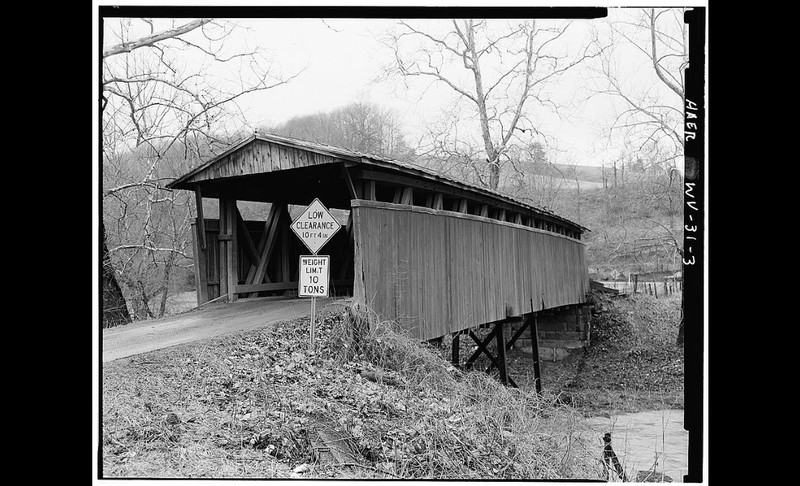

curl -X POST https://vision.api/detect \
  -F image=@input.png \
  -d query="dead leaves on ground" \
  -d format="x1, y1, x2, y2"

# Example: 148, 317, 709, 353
102, 309, 599, 479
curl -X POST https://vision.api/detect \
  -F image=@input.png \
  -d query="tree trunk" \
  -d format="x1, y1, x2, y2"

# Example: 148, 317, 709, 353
676, 283, 685, 346
462, 20, 501, 190
101, 221, 132, 328
612, 161, 618, 189
157, 250, 177, 318
487, 154, 500, 189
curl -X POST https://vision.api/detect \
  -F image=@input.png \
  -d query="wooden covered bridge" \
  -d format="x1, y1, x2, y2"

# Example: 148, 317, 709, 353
167, 132, 590, 388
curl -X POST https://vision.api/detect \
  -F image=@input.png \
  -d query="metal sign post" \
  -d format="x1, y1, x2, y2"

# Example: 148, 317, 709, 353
291, 199, 341, 352
298, 255, 330, 349
311, 296, 315, 349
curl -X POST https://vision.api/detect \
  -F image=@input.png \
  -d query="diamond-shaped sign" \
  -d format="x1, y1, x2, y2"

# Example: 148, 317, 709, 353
290, 198, 342, 254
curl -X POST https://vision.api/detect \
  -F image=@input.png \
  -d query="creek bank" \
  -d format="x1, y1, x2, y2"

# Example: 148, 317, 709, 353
581, 409, 688, 482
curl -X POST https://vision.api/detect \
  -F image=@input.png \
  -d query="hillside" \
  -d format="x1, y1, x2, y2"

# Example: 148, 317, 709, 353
560, 163, 606, 184
523, 166, 684, 281
541, 163, 683, 186
517, 163, 605, 185
101, 292, 683, 480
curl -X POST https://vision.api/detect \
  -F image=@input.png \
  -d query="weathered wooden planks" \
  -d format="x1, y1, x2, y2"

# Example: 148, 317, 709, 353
184, 139, 341, 184
191, 221, 209, 304
249, 205, 282, 291
352, 200, 589, 341
195, 210, 297, 302
224, 199, 238, 302
194, 196, 587, 339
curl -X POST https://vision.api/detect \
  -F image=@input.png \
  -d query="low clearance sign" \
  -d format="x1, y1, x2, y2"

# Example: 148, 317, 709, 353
290, 198, 341, 255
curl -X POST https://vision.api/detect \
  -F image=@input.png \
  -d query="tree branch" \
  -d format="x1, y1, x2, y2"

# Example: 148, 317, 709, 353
103, 18, 214, 58
649, 9, 684, 99
108, 244, 190, 259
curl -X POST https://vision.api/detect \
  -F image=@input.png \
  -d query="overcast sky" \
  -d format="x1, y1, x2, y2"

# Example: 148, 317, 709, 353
230, 17, 593, 141
96, 1, 706, 168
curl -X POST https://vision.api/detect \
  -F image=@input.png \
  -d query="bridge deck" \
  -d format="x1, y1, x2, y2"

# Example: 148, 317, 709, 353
102, 296, 347, 362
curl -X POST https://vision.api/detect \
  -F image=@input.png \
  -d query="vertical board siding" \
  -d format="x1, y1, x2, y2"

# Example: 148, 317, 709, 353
352, 201, 589, 341
186, 139, 341, 184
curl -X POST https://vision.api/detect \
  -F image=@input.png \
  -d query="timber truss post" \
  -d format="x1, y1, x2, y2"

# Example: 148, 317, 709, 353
218, 198, 238, 302
242, 203, 283, 298
496, 314, 543, 393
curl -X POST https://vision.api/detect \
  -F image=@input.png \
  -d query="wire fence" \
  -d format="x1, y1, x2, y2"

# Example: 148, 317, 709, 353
597, 275, 682, 298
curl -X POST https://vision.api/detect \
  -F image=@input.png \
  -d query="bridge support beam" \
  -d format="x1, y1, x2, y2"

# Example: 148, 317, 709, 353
502, 313, 543, 393
451, 332, 460, 367
462, 321, 517, 388
453, 313, 543, 392
218, 198, 239, 302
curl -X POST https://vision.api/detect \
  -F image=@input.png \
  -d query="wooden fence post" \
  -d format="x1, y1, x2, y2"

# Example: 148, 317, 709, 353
602, 433, 628, 481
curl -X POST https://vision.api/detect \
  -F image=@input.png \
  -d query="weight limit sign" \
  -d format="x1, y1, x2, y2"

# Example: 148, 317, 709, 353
298, 255, 330, 298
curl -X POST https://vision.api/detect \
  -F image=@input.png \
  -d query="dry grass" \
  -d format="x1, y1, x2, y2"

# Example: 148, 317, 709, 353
323, 303, 604, 479
101, 302, 607, 480
529, 291, 685, 417
329, 303, 458, 390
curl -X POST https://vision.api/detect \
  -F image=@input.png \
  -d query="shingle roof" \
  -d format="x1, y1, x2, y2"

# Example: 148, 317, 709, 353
167, 131, 589, 232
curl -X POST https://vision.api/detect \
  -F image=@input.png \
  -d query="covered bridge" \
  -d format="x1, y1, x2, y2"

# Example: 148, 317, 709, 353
167, 132, 590, 387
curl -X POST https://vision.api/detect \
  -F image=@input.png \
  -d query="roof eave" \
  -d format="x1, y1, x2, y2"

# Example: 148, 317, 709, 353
165, 131, 589, 234
356, 155, 589, 233
165, 134, 258, 190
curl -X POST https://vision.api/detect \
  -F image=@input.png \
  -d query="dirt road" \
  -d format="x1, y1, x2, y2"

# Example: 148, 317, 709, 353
102, 296, 347, 363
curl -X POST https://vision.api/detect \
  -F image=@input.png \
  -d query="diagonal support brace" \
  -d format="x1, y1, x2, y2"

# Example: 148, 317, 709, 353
464, 324, 517, 388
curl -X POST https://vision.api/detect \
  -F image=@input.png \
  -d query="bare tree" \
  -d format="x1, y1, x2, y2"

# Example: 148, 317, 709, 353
380, 19, 602, 189
103, 144, 196, 321
101, 17, 297, 325
102, 220, 131, 328
587, 8, 688, 345
586, 8, 687, 259
503, 141, 568, 211
408, 101, 490, 186
264, 101, 414, 160
589, 8, 687, 168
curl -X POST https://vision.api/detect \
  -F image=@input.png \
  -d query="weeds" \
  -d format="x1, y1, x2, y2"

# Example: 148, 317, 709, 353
322, 303, 601, 480
538, 291, 684, 417
329, 303, 458, 390
102, 297, 680, 480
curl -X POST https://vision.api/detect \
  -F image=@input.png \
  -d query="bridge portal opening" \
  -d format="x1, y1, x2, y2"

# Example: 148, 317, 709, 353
191, 196, 355, 304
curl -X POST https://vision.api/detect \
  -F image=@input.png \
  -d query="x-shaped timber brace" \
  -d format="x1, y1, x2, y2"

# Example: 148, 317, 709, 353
196, 196, 353, 303
449, 313, 542, 393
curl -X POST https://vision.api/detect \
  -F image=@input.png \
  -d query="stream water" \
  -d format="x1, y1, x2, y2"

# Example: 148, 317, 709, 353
581, 409, 689, 482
